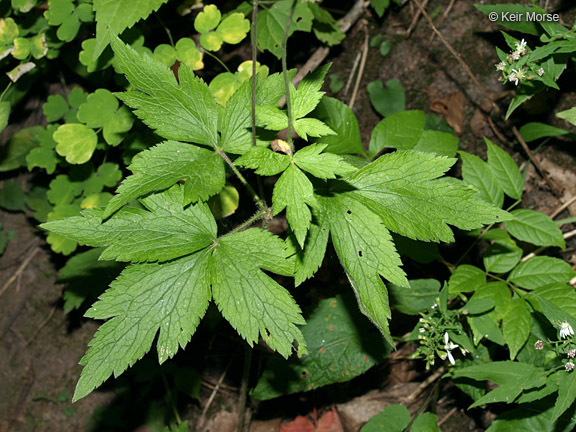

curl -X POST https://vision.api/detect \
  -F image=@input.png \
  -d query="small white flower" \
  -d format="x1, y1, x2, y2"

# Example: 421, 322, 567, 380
495, 61, 506, 71
566, 362, 575, 372
515, 39, 528, 56
444, 332, 459, 365
511, 50, 521, 61
508, 71, 518, 86
537, 68, 544, 76
560, 321, 574, 339
568, 349, 576, 359
419, 327, 426, 333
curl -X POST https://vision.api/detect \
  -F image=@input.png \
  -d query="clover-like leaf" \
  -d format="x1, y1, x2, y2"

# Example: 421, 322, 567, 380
53, 123, 98, 164
194, 4, 221, 34
45, 0, 93, 42
216, 13, 250, 44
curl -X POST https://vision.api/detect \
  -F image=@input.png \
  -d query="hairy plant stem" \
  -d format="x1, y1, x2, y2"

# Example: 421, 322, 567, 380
228, 209, 268, 236
214, 145, 267, 212
281, 0, 297, 152
237, 346, 253, 432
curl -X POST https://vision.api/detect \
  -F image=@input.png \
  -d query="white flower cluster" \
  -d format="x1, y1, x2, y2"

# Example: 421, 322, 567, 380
494, 38, 544, 86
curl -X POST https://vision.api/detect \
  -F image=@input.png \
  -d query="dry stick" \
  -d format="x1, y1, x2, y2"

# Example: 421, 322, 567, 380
412, 0, 497, 112
406, 0, 429, 36
521, 228, 576, 262
197, 361, 234, 430
437, 407, 458, 427
551, 195, 576, 219
25, 305, 57, 346
0, 246, 39, 298
406, 366, 446, 401
348, 27, 369, 109
281, 0, 367, 101
511, 126, 564, 198
342, 51, 362, 100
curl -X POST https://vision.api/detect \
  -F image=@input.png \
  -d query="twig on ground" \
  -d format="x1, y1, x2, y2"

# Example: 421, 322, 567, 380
406, 366, 445, 401
437, 407, 458, 427
551, 195, 576, 219
343, 51, 362, 100
521, 228, 576, 262
0, 246, 40, 299
197, 356, 236, 430
406, 0, 429, 36
24, 305, 57, 346
237, 347, 253, 432
413, 0, 497, 111
512, 126, 564, 198
349, 25, 369, 109
280, 0, 367, 106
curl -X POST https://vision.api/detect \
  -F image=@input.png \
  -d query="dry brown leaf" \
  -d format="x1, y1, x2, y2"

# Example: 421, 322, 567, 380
316, 409, 344, 432
280, 415, 315, 432
430, 92, 466, 135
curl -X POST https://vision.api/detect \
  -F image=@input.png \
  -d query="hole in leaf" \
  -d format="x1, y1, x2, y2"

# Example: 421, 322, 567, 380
358, 251, 363, 257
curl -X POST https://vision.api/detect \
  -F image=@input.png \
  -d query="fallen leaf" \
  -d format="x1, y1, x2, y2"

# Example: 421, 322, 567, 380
316, 409, 344, 432
430, 92, 466, 135
280, 415, 315, 432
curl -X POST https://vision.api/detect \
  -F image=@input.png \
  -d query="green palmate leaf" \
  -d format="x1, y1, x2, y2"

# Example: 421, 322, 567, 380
311, 96, 364, 155
287, 206, 329, 287
322, 194, 408, 344
252, 294, 389, 400
485, 138, 524, 199
92, 0, 169, 59
210, 229, 305, 358
218, 78, 252, 154
42, 188, 217, 263
505, 209, 565, 249
293, 118, 334, 140
291, 64, 329, 119
503, 297, 531, 360
111, 35, 218, 147
360, 404, 410, 432
73, 251, 212, 401
369, 110, 426, 158
509, 257, 576, 290
255, 105, 288, 130
347, 151, 511, 242
257, 0, 313, 58
235, 146, 290, 176
460, 151, 504, 207
293, 144, 355, 179
53, 123, 98, 164
273, 164, 317, 247
105, 141, 225, 218
112, 140, 223, 210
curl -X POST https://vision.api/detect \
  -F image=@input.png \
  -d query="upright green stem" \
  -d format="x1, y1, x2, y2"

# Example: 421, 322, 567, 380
281, 0, 297, 151
204, 50, 231, 73
159, 366, 182, 425
0, 82, 13, 102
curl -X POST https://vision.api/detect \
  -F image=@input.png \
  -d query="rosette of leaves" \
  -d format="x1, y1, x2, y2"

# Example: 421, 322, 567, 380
41, 34, 510, 402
